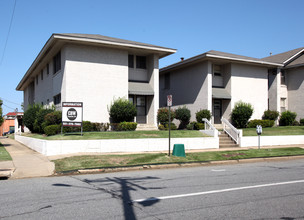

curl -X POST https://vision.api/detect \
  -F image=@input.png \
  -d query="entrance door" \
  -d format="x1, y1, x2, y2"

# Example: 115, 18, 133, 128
213, 99, 222, 124
129, 95, 147, 124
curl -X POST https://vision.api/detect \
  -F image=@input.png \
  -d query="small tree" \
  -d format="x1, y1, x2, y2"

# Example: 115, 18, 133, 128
157, 108, 175, 125
0, 99, 3, 126
33, 108, 55, 133
23, 104, 42, 132
231, 101, 254, 128
109, 98, 137, 123
196, 109, 211, 122
279, 111, 297, 126
175, 106, 191, 129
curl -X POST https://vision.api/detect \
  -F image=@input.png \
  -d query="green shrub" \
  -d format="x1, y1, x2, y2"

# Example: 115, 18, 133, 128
300, 119, 304, 126
164, 122, 177, 130
109, 98, 137, 123
175, 106, 191, 129
262, 110, 279, 121
110, 123, 120, 131
157, 108, 175, 125
293, 120, 300, 126
23, 104, 42, 132
231, 101, 254, 128
158, 124, 165, 130
118, 122, 137, 131
44, 124, 61, 136
196, 109, 211, 123
247, 119, 274, 128
44, 111, 62, 125
194, 122, 205, 130
186, 121, 196, 130
34, 108, 55, 133
279, 111, 297, 126
83, 121, 94, 132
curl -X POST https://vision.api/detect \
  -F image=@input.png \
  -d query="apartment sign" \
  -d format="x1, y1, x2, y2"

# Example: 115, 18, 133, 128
62, 102, 83, 127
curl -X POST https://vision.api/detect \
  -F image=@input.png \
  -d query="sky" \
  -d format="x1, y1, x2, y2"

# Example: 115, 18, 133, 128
0, 0, 303, 115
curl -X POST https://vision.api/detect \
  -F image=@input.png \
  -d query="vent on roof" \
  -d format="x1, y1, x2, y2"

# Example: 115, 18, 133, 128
180, 57, 184, 61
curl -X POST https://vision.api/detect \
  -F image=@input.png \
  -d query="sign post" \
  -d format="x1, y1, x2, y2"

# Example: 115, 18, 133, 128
167, 95, 172, 156
62, 102, 83, 136
256, 125, 262, 149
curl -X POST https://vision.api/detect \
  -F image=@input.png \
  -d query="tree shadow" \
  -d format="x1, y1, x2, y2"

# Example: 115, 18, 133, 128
53, 175, 164, 220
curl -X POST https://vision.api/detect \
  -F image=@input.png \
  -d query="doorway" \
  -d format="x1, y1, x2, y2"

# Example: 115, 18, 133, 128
213, 99, 222, 124
129, 95, 147, 124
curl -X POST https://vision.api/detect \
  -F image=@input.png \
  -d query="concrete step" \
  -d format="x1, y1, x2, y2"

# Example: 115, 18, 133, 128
136, 124, 158, 131
219, 144, 239, 148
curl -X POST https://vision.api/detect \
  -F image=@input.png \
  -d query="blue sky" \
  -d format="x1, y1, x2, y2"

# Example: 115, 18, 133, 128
0, 0, 303, 114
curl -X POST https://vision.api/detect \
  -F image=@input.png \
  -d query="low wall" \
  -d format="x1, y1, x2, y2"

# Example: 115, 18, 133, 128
15, 135, 219, 156
240, 135, 304, 147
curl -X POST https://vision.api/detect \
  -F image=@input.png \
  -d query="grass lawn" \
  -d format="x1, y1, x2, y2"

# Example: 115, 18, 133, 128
242, 126, 304, 136
53, 147, 304, 172
23, 130, 207, 140
0, 142, 12, 161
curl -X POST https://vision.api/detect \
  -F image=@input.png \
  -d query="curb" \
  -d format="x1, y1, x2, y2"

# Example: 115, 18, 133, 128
56, 155, 304, 176
0, 168, 15, 179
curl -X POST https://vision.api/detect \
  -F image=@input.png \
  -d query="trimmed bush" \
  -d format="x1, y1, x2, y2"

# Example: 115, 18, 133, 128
186, 121, 196, 130
44, 124, 61, 136
83, 121, 94, 132
44, 111, 62, 126
109, 98, 137, 123
194, 122, 205, 130
293, 120, 300, 126
157, 108, 175, 125
23, 104, 42, 133
34, 108, 55, 133
262, 110, 279, 121
164, 122, 177, 130
158, 124, 165, 130
300, 119, 304, 126
196, 109, 211, 123
175, 106, 191, 129
118, 122, 137, 131
110, 123, 120, 131
279, 111, 297, 126
231, 101, 254, 128
247, 119, 274, 128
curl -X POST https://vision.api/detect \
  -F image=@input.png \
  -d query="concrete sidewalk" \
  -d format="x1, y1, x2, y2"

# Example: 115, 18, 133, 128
0, 138, 54, 179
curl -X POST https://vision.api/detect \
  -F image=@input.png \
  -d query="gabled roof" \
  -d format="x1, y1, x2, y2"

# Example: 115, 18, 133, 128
262, 47, 304, 65
161, 50, 282, 73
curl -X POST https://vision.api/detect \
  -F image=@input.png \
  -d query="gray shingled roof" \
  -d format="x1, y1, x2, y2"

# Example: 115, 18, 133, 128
55, 33, 176, 51
285, 54, 304, 67
207, 50, 263, 62
261, 47, 304, 64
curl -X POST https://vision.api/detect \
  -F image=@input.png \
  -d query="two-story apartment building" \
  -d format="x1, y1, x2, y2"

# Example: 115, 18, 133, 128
160, 48, 304, 124
16, 34, 176, 127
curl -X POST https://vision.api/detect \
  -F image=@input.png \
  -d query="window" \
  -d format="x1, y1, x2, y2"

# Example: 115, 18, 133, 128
41, 70, 43, 80
136, 56, 146, 69
213, 65, 222, 76
53, 93, 61, 105
281, 70, 286, 85
164, 73, 170, 89
53, 51, 61, 74
128, 55, 134, 68
36, 75, 38, 85
280, 98, 286, 112
47, 63, 49, 76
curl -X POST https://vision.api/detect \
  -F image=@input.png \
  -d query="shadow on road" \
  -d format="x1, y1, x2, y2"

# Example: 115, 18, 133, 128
53, 175, 163, 220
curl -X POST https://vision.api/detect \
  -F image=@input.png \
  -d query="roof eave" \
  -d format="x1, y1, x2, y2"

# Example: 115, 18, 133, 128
283, 49, 304, 66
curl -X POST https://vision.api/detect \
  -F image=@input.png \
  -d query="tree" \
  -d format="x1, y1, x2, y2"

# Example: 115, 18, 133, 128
231, 101, 254, 128
109, 97, 137, 123
0, 99, 3, 126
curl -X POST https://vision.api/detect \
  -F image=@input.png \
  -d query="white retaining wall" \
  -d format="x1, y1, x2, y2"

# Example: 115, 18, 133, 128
240, 135, 304, 147
15, 135, 219, 156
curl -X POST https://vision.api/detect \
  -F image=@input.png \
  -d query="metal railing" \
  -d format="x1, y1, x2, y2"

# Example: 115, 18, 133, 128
221, 117, 241, 144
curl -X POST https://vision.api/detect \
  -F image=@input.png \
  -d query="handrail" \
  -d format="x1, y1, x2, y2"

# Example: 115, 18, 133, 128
221, 117, 240, 144
201, 118, 218, 138
202, 118, 216, 131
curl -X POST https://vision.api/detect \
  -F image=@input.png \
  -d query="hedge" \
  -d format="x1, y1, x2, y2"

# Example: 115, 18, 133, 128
118, 122, 137, 131
44, 124, 61, 136
247, 119, 274, 128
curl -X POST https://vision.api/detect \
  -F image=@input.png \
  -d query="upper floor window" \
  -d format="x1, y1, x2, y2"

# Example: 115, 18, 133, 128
41, 70, 43, 80
53, 51, 61, 74
128, 55, 134, 68
281, 70, 286, 85
36, 75, 38, 85
213, 65, 222, 76
47, 63, 49, 76
136, 56, 146, 69
212, 64, 224, 87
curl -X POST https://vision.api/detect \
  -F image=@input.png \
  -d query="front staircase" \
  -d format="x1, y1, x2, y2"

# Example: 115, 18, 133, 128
219, 131, 239, 148
136, 124, 158, 131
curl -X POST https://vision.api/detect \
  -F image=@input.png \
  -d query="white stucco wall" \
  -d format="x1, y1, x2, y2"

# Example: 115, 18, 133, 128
64, 44, 128, 123
287, 66, 304, 120
159, 61, 211, 121
230, 63, 268, 120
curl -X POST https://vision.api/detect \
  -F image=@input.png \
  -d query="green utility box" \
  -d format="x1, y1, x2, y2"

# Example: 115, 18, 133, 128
172, 144, 186, 157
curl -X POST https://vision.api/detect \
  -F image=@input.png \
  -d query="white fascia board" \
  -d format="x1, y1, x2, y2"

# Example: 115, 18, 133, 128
54, 35, 177, 54
283, 49, 304, 65
205, 54, 283, 67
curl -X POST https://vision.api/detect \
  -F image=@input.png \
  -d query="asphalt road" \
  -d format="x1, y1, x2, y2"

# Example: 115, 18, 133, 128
0, 159, 304, 220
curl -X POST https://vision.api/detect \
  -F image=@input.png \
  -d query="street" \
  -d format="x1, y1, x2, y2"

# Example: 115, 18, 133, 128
0, 159, 304, 219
